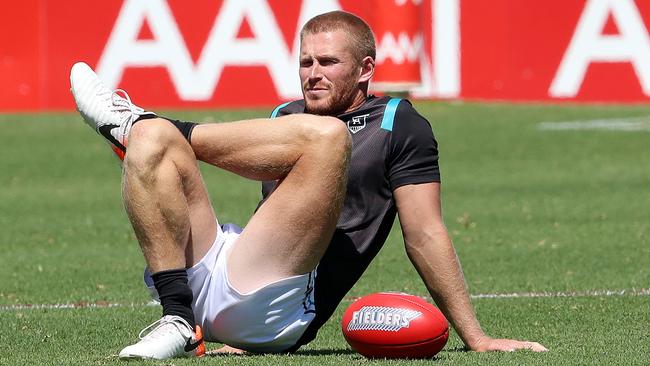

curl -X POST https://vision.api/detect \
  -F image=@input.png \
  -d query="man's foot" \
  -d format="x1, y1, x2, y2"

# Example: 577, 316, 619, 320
118, 315, 205, 360
69, 62, 155, 160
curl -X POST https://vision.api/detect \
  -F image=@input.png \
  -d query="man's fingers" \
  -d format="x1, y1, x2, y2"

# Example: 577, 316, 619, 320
475, 338, 549, 352
513, 341, 548, 352
206, 345, 246, 355
523, 341, 549, 352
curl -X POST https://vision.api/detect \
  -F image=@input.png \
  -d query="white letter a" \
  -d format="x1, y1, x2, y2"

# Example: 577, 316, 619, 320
550, 0, 650, 97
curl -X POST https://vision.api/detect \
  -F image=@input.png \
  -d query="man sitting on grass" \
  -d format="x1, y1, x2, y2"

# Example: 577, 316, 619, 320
70, 10, 547, 360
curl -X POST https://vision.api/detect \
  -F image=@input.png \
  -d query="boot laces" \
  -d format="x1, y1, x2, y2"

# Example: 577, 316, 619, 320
109, 89, 147, 137
138, 316, 193, 341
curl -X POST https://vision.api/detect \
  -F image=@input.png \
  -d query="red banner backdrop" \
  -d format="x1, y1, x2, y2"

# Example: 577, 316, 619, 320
460, 0, 650, 102
1, 0, 649, 112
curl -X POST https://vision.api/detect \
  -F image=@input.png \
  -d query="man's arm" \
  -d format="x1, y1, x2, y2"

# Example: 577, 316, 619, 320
393, 182, 547, 352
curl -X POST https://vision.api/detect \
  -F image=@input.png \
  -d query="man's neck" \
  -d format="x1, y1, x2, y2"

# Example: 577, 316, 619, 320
343, 92, 369, 114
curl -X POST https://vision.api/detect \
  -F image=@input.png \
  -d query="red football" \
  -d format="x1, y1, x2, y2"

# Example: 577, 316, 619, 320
341, 292, 449, 359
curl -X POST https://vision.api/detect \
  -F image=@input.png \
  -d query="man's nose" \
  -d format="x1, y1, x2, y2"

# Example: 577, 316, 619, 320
309, 63, 323, 79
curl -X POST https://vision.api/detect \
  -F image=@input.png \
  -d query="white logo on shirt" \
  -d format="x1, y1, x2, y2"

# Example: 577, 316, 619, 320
347, 114, 369, 134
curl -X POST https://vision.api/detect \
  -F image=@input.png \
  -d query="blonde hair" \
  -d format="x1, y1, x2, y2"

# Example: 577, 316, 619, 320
300, 11, 376, 62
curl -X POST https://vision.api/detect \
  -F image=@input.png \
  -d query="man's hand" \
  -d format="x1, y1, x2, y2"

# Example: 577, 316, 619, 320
470, 336, 548, 352
206, 345, 246, 355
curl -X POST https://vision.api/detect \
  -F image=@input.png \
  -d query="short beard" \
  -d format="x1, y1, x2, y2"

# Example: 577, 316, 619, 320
304, 84, 359, 116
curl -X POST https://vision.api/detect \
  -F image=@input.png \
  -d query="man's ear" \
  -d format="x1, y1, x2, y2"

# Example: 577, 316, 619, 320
359, 56, 375, 83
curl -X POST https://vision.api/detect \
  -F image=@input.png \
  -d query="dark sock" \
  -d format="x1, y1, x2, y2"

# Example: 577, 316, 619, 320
151, 268, 195, 329
164, 118, 198, 144
133, 114, 158, 123
133, 114, 197, 143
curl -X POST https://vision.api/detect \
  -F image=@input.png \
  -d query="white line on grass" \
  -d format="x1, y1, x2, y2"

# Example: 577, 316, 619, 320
537, 116, 650, 131
469, 288, 650, 299
1, 289, 648, 312
0, 301, 159, 312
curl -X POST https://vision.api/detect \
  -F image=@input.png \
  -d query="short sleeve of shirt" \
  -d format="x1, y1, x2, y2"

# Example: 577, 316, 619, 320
387, 100, 441, 190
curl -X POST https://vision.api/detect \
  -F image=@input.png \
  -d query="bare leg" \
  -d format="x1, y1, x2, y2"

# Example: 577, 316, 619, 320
70, 61, 214, 359
190, 114, 350, 292
122, 114, 349, 294
122, 119, 217, 272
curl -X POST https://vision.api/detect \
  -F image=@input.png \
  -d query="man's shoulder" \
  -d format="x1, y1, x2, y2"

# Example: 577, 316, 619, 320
360, 96, 422, 117
392, 99, 425, 120
340, 96, 401, 119
270, 100, 305, 118
366, 97, 429, 132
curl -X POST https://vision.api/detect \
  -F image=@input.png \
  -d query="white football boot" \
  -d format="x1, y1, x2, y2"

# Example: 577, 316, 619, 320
118, 315, 205, 360
69, 62, 155, 160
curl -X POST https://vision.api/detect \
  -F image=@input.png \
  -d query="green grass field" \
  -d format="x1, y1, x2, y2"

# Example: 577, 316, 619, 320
1, 102, 649, 365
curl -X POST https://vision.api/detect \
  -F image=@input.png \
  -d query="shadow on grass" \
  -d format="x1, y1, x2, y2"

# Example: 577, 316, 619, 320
294, 348, 357, 356
442, 346, 469, 353
206, 346, 461, 358
205, 348, 356, 358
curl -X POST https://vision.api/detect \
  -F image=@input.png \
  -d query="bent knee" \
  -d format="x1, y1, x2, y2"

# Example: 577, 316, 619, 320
302, 115, 351, 153
322, 117, 352, 157
128, 118, 181, 145
125, 119, 186, 170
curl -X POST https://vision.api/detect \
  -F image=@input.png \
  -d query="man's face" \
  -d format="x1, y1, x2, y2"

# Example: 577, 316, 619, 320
299, 30, 362, 116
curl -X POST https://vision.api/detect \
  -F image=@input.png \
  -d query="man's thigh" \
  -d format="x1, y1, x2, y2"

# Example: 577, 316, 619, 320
228, 142, 349, 293
189, 115, 350, 293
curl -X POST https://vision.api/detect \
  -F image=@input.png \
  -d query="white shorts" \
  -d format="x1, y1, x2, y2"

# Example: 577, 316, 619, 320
145, 223, 316, 353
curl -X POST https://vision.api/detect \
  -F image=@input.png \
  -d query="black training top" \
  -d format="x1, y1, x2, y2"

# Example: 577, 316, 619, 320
263, 95, 441, 349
